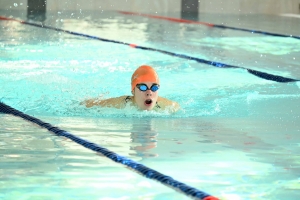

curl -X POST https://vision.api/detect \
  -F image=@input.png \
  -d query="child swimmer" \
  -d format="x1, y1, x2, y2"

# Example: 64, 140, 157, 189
82, 65, 180, 113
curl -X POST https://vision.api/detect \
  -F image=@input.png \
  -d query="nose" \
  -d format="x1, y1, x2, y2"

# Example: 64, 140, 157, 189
145, 90, 152, 96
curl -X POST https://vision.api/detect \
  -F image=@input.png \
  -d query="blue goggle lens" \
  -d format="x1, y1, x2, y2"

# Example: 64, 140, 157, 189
138, 85, 148, 91
151, 85, 159, 92
137, 84, 159, 92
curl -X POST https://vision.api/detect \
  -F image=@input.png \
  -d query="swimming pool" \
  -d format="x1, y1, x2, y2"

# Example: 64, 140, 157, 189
1, 10, 300, 200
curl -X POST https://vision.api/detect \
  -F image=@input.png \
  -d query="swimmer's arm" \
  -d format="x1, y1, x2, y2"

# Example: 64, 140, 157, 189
81, 96, 128, 108
157, 97, 180, 112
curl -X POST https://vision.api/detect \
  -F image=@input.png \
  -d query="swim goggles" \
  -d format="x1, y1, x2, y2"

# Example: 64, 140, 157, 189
136, 84, 160, 92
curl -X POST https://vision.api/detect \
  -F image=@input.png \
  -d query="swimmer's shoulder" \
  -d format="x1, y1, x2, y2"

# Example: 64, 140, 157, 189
82, 95, 130, 108
102, 95, 130, 108
157, 96, 180, 112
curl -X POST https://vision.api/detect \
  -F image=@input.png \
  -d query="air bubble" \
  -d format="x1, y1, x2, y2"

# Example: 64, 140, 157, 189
14, 3, 18, 7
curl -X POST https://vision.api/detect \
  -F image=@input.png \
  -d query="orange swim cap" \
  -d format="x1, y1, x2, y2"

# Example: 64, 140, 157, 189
131, 65, 160, 91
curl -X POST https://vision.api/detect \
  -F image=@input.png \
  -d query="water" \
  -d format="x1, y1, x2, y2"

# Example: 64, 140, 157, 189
0, 10, 300, 200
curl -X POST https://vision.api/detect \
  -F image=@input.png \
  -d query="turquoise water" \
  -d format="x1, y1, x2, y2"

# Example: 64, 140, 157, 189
1, 10, 300, 199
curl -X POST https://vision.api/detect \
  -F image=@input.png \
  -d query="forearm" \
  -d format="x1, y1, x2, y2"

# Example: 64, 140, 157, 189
82, 96, 126, 108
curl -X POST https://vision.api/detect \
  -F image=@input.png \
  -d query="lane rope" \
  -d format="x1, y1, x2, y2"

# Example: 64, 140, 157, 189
0, 15, 299, 83
0, 102, 219, 200
118, 11, 300, 40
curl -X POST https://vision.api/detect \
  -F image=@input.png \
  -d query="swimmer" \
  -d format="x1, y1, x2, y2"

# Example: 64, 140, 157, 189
82, 65, 180, 113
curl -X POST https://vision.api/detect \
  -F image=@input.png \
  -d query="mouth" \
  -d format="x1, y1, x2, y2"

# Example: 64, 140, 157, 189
144, 99, 153, 106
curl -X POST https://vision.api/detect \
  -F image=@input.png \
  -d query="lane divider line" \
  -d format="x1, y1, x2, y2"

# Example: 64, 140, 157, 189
119, 11, 215, 27
118, 11, 300, 40
0, 15, 299, 83
0, 102, 220, 200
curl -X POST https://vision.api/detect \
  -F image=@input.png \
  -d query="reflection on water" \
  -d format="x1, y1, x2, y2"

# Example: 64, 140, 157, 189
130, 119, 158, 158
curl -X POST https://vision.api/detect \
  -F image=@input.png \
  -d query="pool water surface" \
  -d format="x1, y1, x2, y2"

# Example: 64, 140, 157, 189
0, 10, 300, 200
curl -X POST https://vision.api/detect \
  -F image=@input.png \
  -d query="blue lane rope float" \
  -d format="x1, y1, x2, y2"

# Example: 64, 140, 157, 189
0, 102, 219, 200
0, 16, 299, 83
119, 11, 300, 40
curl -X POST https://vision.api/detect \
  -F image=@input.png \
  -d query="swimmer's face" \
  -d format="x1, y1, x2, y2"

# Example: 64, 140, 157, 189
132, 82, 159, 111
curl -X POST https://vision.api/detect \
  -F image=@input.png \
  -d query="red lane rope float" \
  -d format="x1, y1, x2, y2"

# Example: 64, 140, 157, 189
119, 11, 214, 27
0, 16, 21, 22
1, 15, 299, 83
129, 43, 138, 48
118, 11, 300, 40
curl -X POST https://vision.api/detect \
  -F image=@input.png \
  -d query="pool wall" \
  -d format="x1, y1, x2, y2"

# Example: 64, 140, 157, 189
1, 0, 300, 15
